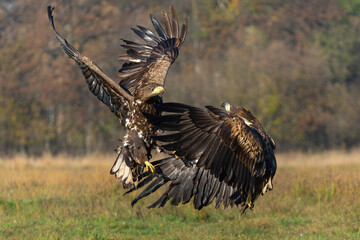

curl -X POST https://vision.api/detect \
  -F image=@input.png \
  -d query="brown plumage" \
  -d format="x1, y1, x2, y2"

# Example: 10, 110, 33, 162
47, 6, 188, 188
48, 5, 276, 212
130, 102, 277, 212
118, 5, 187, 97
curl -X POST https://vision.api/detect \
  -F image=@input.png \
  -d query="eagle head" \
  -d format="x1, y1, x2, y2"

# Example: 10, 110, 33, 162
137, 84, 165, 101
221, 102, 232, 112
222, 102, 257, 127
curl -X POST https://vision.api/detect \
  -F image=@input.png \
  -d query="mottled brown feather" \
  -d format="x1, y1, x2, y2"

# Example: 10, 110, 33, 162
118, 6, 187, 99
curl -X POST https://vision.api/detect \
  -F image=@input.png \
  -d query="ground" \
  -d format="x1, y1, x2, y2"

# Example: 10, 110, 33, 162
0, 150, 359, 239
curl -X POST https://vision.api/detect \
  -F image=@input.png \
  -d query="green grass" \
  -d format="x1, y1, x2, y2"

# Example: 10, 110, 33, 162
0, 153, 359, 239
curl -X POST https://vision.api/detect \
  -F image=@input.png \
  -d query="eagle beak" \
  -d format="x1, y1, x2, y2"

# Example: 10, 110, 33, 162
221, 102, 231, 112
151, 86, 166, 95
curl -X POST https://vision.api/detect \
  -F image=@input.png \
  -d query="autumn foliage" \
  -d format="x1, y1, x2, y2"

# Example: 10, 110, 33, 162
1, 0, 360, 155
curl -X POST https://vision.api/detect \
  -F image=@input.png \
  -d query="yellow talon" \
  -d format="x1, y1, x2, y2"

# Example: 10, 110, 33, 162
172, 151, 179, 158
144, 161, 155, 173
172, 151, 184, 159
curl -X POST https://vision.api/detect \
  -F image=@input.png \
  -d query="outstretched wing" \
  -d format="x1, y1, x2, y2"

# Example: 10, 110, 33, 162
48, 6, 134, 119
118, 5, 188, 95
127, 103, 276, 211
147, 103, 276, 209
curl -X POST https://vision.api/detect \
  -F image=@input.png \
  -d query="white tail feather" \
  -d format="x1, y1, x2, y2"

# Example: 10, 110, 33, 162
111, 147, 134, 188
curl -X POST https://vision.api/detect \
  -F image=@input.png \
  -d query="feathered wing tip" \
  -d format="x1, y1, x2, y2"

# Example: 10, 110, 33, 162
129, 157, 256, 212
47, 5, 133, 118
47, 6, 80, 61
159, 5, 187, 45
118, 5, 188, 95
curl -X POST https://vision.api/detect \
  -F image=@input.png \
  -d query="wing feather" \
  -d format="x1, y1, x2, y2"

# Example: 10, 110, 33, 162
170, 5, 179, 38
118, 6, 188, 96
136, 25, 160, 43
48, 6, 133, 119
162, 10, 172, 38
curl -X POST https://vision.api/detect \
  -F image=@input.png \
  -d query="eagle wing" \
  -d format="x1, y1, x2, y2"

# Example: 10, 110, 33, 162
118, 6, 188, 94
129, 102, 276, 210
48, 6, 133, 119
155, 103, 267, 186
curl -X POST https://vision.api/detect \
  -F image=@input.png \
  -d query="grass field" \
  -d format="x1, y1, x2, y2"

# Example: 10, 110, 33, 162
1, 150, 359, 239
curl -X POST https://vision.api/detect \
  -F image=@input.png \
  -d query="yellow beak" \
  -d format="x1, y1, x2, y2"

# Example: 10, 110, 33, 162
151, 86, 166, 95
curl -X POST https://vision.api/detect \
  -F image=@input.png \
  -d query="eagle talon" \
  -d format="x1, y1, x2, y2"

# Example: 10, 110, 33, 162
144, 161, 155, 174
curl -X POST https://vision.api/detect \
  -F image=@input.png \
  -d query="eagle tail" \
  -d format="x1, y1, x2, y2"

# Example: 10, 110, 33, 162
110, 147, 134, 189
118, 6, 188, 95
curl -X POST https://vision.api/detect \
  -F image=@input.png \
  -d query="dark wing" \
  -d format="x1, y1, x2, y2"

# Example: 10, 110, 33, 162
48, 6, 133, 119
128, 157, 240, 210
155, 103, 268, 182
118, 5, 188, 94
143, 103, 276, 210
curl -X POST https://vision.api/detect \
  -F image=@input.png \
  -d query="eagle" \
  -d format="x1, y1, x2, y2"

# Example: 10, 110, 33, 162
128, 102, 277, 213
48, 5, 277, 213
47, 6, 188, 187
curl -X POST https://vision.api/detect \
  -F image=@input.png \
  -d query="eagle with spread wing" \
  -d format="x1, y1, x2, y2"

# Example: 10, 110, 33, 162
47, 6, 187, 187
48, 5, 276, 213
129, 102, 277, 213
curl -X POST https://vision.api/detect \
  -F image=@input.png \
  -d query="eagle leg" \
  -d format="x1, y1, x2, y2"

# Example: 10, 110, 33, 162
144, 161, 155, 174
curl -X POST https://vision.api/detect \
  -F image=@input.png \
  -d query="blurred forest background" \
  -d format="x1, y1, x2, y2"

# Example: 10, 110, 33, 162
1, 0, 360, 156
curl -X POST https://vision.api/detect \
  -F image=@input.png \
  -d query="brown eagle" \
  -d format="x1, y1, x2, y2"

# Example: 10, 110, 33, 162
48, 5, 276, 213
129, 102, 277, 213
47, 6, 187, 187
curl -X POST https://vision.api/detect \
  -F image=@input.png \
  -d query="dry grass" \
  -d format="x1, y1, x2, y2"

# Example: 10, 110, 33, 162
277, 148, 360, 167
1, 150, 359, 239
